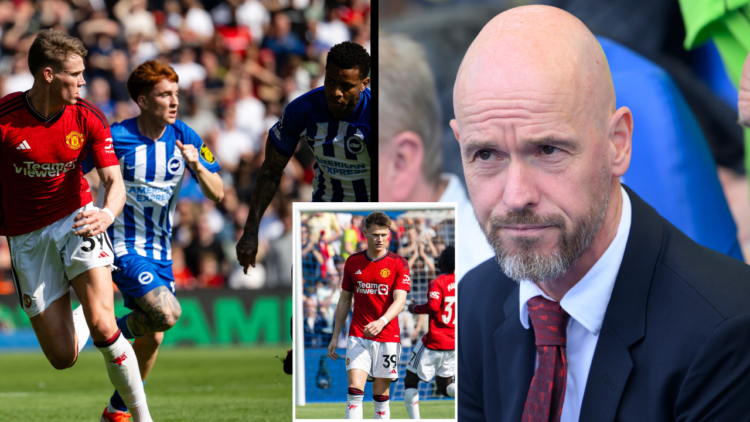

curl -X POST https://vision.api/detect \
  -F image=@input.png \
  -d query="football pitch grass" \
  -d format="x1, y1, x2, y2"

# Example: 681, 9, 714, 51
0, 346, 292, 421
295, 400, 455, 419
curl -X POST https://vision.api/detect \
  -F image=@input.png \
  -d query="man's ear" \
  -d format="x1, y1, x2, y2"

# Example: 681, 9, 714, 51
608, 106, 632, 178
138, 95, 148, 110
380, 131, 424, 202
361, 77, 370, 90
43, 67, 54, 83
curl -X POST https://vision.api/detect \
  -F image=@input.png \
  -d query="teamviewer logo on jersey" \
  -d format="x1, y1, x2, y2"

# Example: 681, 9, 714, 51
356, 281, 389, 295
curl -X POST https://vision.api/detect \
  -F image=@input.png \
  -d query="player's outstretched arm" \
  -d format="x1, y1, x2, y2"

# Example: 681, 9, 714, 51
363, 290, 408, 338
73, 165, 125, 238
328, 289, 353, 361
176, 140, 224, 203
236, 138, 292, 273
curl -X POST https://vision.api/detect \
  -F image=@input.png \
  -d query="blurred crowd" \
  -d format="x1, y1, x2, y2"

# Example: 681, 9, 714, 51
0, 0, 371, 297
301, 211, 456, 349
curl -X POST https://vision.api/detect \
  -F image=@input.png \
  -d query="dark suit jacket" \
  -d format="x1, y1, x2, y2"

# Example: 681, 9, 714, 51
458, 185, 750, 421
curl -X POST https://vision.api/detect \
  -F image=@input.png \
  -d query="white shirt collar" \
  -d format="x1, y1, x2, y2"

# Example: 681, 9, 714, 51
519, 186, 632, 335
438, 173, 465, 203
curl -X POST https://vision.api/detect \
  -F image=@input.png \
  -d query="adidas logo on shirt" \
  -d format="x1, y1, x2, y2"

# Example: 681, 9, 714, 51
355, 270, 362, 274
16, 140, 30, 150
98, 251, 110, 259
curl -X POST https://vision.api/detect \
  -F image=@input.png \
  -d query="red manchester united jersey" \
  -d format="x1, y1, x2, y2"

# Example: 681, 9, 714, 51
413, 273, 456, 350
0, 92, 118, 236
342, 250, 411, 343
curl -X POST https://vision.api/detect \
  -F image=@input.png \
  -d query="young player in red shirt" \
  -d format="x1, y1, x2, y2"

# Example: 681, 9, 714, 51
0, 30, 152, 421
328, 212, 410, 419
404, 245, 456, 419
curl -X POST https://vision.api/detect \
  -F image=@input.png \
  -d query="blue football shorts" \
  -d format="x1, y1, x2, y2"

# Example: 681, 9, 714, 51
112, 254, 176, 310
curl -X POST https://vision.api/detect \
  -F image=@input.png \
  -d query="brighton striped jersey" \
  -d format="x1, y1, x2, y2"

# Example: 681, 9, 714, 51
83, 118, 220, 261
269, 86, 370, 202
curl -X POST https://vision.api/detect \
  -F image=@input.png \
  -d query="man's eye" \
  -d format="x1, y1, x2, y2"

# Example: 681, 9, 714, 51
477, 150, 492, 160
542, 145, 559, 155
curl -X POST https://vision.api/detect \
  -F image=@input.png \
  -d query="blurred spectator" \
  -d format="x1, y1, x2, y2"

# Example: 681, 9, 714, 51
171, 47, 206, 90
184, 217, 226, 277
261, 12, 306, 71
234, 75, 266, 146
183, 0, 215, 41
315, 5, 350, 49
87, 77, 116, 121
265, 197, 293, 289
215, 101, 254, 173
236, 0, 271, 43
197, 253, 225, 288
172, 246, 197, 290
3, 53, 33, 96
301, 223, 324, 295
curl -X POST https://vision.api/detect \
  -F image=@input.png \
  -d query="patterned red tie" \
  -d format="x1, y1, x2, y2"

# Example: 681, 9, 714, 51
522, 296, 570, 422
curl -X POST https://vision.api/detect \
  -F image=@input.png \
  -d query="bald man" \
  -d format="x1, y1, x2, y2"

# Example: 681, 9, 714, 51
455, 5, 750, 422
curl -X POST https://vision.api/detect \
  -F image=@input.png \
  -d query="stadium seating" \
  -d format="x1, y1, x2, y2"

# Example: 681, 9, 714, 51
600, 36, 744, 261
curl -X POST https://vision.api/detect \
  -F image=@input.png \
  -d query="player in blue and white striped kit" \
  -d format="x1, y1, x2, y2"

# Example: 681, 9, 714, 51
84, 60, 224, 422
236, 41, 370, 273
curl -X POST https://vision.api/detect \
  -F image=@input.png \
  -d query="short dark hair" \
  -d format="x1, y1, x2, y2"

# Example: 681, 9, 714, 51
437, 245, 455, 274
28, 30, 88, 76
327, 41, 370, 80
364, 212, 390, 231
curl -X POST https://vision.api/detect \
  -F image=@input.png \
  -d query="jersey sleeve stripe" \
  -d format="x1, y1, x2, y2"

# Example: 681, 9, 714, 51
0, 96, 24, 116
76, 98, 109, 128
74, 102, 109, 129
0, 104, 25, 120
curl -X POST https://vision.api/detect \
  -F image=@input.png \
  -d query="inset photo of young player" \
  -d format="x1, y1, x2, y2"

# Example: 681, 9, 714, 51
292, 203, 457, 420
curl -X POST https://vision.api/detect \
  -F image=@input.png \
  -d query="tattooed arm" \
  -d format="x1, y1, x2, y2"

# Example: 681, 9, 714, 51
236, 139, 292, 273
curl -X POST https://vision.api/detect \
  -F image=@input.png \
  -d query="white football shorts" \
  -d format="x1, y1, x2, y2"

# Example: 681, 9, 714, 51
406, 337, 456, 381
8, 203, 115, 317
346, 336, 402, 381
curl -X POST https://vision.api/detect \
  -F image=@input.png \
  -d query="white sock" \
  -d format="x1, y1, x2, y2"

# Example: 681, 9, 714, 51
374, 397, 390, 419
345, 391, 364, 419
404, 388, 420, 419
446, 383, 456, 397
96, 333, 152, 422
72, 306, 89, 354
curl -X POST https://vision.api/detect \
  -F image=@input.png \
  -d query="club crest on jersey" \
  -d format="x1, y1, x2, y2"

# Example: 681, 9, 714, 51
345, 135, 365, 155
65, 131, 85, 150
200, 142, 216, 164
380, 268, 390, 278
167, 156, 183, 175
23, 293, 32, 308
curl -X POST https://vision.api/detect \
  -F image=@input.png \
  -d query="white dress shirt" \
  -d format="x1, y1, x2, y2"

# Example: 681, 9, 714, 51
519, 186, 632, 422
438, 173, 495, 281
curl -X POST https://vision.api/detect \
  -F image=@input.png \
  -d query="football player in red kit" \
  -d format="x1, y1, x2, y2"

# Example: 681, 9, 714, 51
404, 246, 456, 419
0, 30, 152, 421
328, 211, 410, 419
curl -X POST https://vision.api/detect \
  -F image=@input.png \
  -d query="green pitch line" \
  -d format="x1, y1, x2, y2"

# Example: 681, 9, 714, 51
0, 346, 292, 421
295, 400, 455, 419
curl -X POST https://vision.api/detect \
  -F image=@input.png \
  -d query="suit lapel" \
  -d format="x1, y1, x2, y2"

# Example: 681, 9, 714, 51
494, 284, 536, 422
579, 185, 663, 422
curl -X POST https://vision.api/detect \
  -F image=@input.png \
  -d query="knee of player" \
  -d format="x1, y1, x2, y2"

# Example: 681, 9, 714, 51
48, 351, 77, 370
164, 304, 182, 330
436, 376, 455, 396
404, 370, 420, 390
